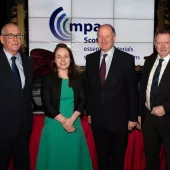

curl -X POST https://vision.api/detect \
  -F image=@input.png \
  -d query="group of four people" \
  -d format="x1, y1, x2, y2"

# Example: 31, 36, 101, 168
0, 22, 170, 170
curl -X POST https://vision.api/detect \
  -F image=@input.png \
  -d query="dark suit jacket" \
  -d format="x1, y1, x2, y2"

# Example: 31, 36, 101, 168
0, 50, 34, 137
85, 48, 138, 132
41, 72, 85, 118
139, 53, 170, 116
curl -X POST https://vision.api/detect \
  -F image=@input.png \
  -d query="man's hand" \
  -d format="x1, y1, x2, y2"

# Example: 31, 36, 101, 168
88, 115, 91, 125
151, 105, 165, 117
136, 116, 142, 130
128, 121, 137, 131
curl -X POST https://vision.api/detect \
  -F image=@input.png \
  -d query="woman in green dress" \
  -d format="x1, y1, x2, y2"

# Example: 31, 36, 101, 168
36, 43, 93, 170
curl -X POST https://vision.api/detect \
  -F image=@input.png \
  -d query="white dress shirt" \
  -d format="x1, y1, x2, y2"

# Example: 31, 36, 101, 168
145, 54, 170, 110
100, 46, 115, 79
3, 49, 25, 88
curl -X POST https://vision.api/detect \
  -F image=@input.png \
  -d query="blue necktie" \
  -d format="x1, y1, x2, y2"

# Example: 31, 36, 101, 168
11, 56, 22, 89
150, 58, 164, 109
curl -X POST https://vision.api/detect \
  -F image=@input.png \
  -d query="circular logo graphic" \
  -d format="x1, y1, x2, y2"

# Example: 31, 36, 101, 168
49, 7, 73, 41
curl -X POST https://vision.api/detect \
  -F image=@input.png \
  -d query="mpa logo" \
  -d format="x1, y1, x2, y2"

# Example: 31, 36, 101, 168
49, 7, 100, 41
49, 7, 73, 41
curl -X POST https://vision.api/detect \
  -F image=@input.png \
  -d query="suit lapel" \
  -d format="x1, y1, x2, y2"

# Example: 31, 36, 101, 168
104, 48, 122, 88
93, 50, 101, 87
143, 55, 157, 89
21, 54, 28, 90
0, 51, 13, 77
157, 58, 170, 93
0, 50, 22, 94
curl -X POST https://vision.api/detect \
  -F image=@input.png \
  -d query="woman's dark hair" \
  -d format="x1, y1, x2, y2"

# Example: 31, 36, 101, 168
53, 43, 79, 86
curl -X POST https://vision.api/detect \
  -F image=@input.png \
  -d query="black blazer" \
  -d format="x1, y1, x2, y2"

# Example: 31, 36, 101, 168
41, 72, 85, 118
139, 53, 170, 116
85, 48, 138, 132
0, 50, 34, 137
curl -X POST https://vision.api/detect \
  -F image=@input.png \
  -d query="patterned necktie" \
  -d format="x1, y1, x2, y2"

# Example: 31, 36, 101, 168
150, 58, 164, 109
11, 56, 22, 89
99, 54, 107, 87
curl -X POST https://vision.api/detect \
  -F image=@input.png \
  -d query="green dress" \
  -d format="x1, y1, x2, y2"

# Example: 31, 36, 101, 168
36, 79, 93, 170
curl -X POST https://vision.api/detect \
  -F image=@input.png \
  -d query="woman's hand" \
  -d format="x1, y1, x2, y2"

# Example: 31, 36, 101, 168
54, 114, 66, 124
67, 126, 77, 133
60, 111, 81, 133
61, 120, 76, 133
62, 118, 74, 131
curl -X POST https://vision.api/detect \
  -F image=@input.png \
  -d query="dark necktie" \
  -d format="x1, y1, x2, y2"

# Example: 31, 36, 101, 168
11, 56, 22, 89
99, 54, 107, 87
150, 58, 164, 109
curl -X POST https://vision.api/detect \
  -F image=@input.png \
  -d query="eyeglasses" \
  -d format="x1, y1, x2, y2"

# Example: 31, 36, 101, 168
2, 34, 23, 39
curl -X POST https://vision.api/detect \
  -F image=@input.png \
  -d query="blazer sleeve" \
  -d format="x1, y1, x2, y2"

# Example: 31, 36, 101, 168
125, 55, 138, 122
84, 55, 91, 116
138, 58, 148, 117
163, 102, 170, 114
74, 75, 86, 115
138, 72, 145, 117
41, 75, 60, 118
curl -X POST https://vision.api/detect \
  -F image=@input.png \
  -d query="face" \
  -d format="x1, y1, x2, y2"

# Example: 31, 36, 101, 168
54, 48, 71, 71
97, 25, 116, 53
154, 33, 170, 58
0, 24, 22, 55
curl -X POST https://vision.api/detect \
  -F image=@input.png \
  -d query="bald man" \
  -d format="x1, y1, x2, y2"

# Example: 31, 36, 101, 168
85, 24, 138, 170
0, 23, 34, 170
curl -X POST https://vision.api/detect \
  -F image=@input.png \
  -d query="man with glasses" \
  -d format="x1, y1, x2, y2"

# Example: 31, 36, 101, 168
0, 23, 34, 170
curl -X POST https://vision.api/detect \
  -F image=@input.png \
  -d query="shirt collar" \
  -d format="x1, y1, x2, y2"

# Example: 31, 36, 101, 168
3, 48, 20, 61
157, 53, 170, 63
101, 46, 115, 59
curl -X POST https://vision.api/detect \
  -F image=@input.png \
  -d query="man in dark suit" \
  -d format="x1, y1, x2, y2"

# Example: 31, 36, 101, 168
85, 24, 138, 170
0, 23, 34, 170
138, 30, 170, 170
